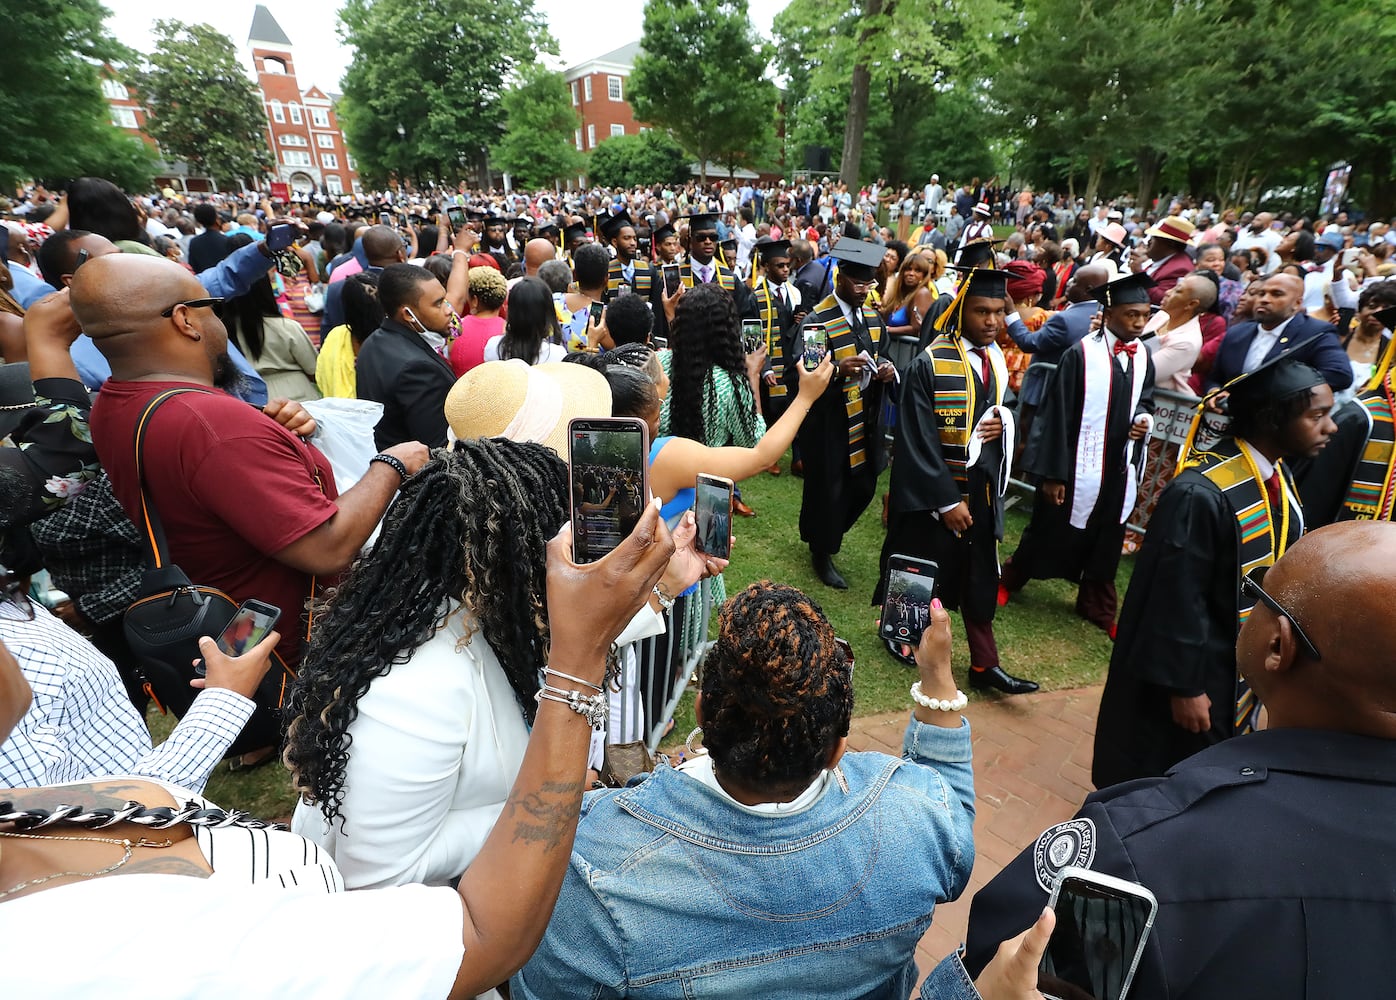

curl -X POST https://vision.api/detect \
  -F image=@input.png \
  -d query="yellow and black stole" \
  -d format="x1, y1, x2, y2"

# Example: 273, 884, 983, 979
927, 333, 1001, 496
605, 257, 655, 301
753, 278, 787, 400
1340, 372, 1396, 520
814, 294, 883, 470
680, 261, 738, 294
1183, 440, 1301, 734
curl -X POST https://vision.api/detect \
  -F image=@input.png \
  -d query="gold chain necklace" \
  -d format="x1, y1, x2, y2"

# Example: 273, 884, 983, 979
0, 830, 174, 900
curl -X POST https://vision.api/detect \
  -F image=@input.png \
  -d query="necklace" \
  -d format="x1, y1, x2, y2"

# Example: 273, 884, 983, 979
0, 830, 174, 900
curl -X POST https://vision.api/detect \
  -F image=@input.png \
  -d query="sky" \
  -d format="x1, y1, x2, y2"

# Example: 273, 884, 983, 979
102, 0, 792, 94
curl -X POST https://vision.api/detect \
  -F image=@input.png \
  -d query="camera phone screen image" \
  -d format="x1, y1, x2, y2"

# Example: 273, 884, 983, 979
741, 320, 765, 354
571, 426, 645, 564
217, 606, 277, 658
881, 559, 936, 644
1039, 878, 1154, 1000
694, 479, 733, 559
803, 325, 828, 369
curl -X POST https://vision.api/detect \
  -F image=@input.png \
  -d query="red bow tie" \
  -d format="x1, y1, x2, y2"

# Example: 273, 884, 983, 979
1113, 341, 1138, 357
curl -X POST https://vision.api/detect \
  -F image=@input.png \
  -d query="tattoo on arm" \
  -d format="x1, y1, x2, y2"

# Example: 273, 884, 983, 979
122, 854, 212, 879
501, 781, 583, 854
3, 779, 174, 816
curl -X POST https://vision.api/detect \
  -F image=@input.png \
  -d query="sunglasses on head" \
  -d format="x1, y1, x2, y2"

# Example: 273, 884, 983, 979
1242, 566, 1321, 661
160, 297, 225, 318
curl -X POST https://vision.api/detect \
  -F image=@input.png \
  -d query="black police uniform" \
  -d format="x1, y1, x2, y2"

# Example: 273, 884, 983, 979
962, 729, 1396, 998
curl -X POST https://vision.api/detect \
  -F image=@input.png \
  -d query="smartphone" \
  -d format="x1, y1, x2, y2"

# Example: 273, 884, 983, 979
694, 473, 734, 559
446, 206, 467, 229
379, 211, 392, 227
803, 324, 829, 370
198, 599, 281, 675
266, 222, 296, 252
638, 236, 652, 257
879, 555, 938, 646
662, 263, 681, 295
652, 334, 669, 351
616, 283, 632, 297
1039, 867, 1159, 1000
741, 319, 765, 354
568, 417, 650, 564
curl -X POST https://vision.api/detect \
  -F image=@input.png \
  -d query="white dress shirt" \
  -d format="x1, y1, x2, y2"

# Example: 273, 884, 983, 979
1242, 313, 1296, 373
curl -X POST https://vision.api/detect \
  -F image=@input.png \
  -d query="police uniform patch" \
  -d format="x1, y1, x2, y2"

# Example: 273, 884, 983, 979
1032, 818, 1097, 892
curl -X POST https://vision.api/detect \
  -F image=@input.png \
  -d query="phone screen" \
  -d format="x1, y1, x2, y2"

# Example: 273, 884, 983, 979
379, 211, 392, 227
803, 325, 828, 369
203, 601, 281, 675
662, 264, 681, 295
589, 301, 604, 324
447, 207, 467, 229
741, 319, 765, 355
652, 335, 669, 351
880, 556, 938, 645
694, 476, 734, 559
1039, 874, 1156, 1000
266, 223, 295, 252
569, 419, 648, 564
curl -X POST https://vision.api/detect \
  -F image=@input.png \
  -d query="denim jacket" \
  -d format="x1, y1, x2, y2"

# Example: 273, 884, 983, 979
512, 715, 975, 1000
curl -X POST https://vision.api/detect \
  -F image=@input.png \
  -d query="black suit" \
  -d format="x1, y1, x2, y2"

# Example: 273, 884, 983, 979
187, 230, 231, 273
355, 319, 456, 450
1207, 314, 1353, 391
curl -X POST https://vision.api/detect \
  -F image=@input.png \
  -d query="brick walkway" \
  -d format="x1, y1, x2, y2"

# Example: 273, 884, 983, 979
846, 685, 1103, 978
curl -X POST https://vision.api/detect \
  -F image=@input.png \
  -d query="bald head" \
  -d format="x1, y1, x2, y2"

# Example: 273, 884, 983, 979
523, 237, 556, 275
362, 225, 406, 267
1239, 522, 1396, 737
1162, 273, 1217, 319
1066, 262, 1110, 303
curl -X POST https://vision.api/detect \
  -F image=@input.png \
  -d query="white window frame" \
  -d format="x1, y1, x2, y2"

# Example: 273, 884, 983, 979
610, 124, 625, 138
270, 100, 285, 123
278, 134, 308, 147
325, 174, 343, 194
101, 79, 128, 100
583, 77, 592, 102
288, 103, 303, 124
607, 76, 622, 102
586, 124, 595, 148
311, 108, 330, 127
347, 154, 357, 171
575, 128, 583, 150
321, 153, 339, 169
282, 150, 312, 167
110, 107, 138, 129
571, 82, 579, 105
316, 133, 336, 149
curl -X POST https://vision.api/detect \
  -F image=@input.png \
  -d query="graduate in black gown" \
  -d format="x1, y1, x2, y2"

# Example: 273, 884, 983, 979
875, 267, 1038, 695
792, 238, 897, 589
915, 239, 999, 350
1092, 357, 1338, 787
1000, 272, 1157, 635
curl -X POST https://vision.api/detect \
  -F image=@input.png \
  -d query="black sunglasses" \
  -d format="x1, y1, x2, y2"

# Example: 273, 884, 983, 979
160, 297, 225, 318
1242, 567, 1320, 661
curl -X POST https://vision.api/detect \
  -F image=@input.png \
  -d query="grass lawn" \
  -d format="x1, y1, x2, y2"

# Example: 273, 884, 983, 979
158, 458, 1136, 820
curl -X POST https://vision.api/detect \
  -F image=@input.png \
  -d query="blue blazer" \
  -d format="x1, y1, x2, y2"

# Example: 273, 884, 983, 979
1009, 301, 1100, 407
1207, 314, 1353, 392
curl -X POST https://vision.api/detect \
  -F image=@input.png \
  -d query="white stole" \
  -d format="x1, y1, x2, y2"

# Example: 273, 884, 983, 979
1070, 333, 1148, 529
965, 343, 1017, 498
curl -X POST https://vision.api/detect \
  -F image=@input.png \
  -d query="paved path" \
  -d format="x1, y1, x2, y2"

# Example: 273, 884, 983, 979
846, 685, 1103, 979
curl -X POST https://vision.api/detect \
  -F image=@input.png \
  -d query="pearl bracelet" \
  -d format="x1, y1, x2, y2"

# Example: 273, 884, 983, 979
910, 681, 968, 712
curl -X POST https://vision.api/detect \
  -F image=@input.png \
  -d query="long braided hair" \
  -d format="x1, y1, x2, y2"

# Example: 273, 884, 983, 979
666, 283, 756, 445
283, 438, 570, 825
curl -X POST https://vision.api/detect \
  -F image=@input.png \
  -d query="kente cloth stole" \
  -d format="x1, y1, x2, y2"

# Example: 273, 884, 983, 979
754, 280, 787, 398
607, 258, 653, 297
1192, 442, 1300, 735
681, 263, 737, 292
928, 334, 1000, 496
821, 298, 883, 469
1341, 375, 1396, 521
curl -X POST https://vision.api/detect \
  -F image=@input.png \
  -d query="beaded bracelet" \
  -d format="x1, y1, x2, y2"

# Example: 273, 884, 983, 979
535, 683, 608, 730
910, 681, 968, 712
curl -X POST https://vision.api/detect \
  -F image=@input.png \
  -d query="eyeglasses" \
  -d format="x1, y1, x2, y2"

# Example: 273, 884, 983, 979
1241, 567, 1320, 661
833, 636, 855, 676
160, 297, 225, 318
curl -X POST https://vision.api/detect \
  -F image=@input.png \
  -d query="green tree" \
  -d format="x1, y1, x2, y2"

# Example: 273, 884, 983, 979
0, 0, 158, 190
587, 132, 691, 188
630, 0, 779, 181
132, 21, 272, 189
494, 65, 585, 189
339, 0, 552, 187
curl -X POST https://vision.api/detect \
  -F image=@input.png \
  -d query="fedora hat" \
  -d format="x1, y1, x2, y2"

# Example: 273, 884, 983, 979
444, 359, 612, 457
1145, 215, 1196, 244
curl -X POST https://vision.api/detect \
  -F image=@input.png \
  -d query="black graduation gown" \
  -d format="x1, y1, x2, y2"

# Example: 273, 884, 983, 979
1295, 400, 1370, 527
875, 348, 1005, 621
915, 292, 956, 351
790, 301, 888, 555
752, 280, 801, 424
1011, 340, 1155, 583
1091, 464, 1299, 788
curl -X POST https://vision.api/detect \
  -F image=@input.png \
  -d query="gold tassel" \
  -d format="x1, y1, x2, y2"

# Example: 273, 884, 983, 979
1367, 332, 1396, 393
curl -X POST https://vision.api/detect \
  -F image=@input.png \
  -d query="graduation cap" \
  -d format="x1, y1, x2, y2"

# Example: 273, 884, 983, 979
829, 238, 884, 280
483, 213, 508, 228
537, 220, 560, 238
563, 221, 589, 246
953, 239, 1000, 270
945, 266, 1009, 300
687, 213, 720, 236
1089, 271, 1156, 307
466, 208, 487, 222
599, 210, 635, 242
652, 221, 677, 243
755, 238, 792, 263
1224, 347, 1326, 419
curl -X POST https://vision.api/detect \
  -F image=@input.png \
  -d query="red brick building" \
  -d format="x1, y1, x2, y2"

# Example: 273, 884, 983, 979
248, 5, 360, 196
563, 41, 643, 154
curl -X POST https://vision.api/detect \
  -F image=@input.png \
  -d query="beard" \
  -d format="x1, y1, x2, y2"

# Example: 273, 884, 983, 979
212, 351, 247, 395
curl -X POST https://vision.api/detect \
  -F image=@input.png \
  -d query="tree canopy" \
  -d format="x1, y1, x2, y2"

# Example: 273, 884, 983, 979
587, 132, 692, 189
133, 20, 272, 189
630, 0, 778, 181
494, 65, 585, 190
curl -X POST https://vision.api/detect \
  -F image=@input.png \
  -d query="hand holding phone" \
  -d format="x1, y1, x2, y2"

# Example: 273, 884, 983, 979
196, 600, 281, 677
662, 263, 681, 296
880, 555, 938, 646
266, 223, 296, 252
741, 319, 765, 355
569, 418, 650, 564
694, 474, 734, 560
1038, 867, 1158, 1000
803, 324, 829, 370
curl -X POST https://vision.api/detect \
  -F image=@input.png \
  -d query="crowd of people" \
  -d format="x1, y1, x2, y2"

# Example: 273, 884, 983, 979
2, 167, 1396, 997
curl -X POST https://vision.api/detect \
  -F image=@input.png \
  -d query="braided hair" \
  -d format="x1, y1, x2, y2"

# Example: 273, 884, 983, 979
700, 581, 853, 793
284, 437, 570, 825
667, 283, 756, 444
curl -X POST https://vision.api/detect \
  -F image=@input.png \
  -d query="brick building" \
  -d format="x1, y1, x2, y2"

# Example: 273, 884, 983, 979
248, 5, 360, 196
563, 41, 643, 154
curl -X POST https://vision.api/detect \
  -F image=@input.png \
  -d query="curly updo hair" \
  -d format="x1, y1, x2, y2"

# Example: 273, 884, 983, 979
284, 437, 570, 826
700, 581, 853, 793
668, 282, 755, 444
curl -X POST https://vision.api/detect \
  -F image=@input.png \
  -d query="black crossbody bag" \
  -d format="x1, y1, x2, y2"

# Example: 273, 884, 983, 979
121, 388, 297, 757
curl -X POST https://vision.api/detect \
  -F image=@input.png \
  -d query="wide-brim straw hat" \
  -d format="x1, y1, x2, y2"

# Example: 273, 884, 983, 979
444, 359, 612, 457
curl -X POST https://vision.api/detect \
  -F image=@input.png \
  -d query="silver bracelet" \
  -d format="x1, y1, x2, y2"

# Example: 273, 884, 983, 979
535, 684, 608, 730
910, 681, 968, 712
652, 584, 675, 613
544, 667, 602, 693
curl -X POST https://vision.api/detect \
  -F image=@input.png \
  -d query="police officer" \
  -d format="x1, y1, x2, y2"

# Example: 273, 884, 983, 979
957, 521, 1396, 998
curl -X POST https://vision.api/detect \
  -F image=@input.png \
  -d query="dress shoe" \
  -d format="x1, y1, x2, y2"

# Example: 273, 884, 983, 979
733, 498, 756, 517
765, 463, 782, 476
968, 665, 1039, 695
791, 459, 804, 477
812, 553, 848, 590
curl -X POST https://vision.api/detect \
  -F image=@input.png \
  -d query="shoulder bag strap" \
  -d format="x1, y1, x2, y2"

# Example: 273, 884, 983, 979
131, 388, 210, 569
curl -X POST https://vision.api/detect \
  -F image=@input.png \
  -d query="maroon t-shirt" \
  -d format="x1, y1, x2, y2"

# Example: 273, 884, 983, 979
91, 379, 339, 667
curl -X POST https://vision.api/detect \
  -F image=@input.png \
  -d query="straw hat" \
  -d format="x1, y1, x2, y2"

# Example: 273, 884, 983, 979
443, 359, 612, 457
1144, 215, 1196, 245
